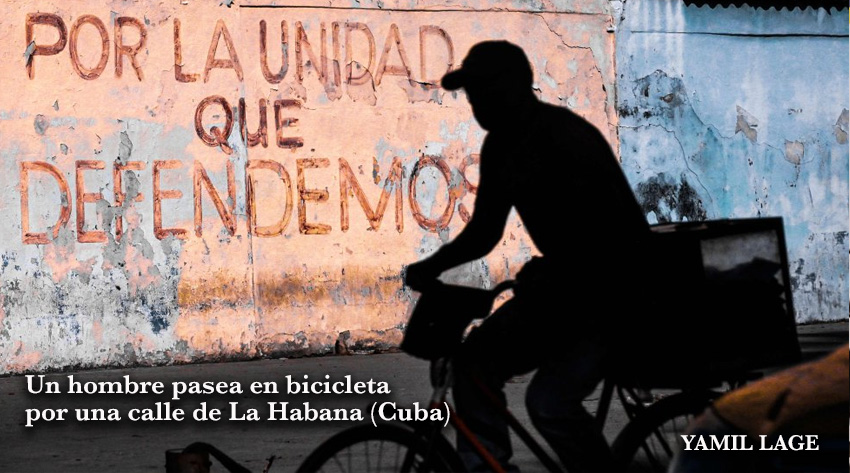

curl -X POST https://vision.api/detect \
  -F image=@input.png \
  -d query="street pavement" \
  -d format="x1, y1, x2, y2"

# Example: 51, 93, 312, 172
0, 320, 846, 473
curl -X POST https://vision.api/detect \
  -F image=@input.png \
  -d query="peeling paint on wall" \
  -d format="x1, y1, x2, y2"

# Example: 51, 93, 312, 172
0, 0, 617, 374
617, 0, 849, 322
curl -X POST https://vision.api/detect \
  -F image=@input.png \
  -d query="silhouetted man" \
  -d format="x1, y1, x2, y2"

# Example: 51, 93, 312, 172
405, 41, 649, 472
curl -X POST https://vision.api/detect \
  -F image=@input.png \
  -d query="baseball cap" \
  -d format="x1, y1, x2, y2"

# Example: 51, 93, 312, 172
441, 41, 533, 91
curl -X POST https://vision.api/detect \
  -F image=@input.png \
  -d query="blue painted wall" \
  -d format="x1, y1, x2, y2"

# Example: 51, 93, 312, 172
616, 1, 849, 321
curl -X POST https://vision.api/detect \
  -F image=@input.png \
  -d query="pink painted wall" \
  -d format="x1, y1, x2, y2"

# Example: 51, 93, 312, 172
0, 0, 617, 374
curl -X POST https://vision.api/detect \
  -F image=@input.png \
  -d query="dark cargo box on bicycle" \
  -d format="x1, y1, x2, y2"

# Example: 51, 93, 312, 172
617, 217, 801, 389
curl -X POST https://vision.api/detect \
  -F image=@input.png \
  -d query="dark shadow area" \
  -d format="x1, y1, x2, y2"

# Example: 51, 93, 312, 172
403, 40, 650, 473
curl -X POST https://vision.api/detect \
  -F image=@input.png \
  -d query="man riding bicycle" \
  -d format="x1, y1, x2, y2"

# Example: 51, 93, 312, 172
404, 41, 649, 472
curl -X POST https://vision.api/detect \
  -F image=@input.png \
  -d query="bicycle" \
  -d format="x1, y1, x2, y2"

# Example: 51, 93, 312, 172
297, 217, 802, 473
295, 281, 734, 473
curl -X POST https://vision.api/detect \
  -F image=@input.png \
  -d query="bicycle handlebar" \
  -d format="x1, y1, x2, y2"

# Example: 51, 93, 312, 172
491, 279, 517, 295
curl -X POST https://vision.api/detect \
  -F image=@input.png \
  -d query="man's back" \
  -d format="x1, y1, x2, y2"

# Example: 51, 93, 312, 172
481, 101, 648, 264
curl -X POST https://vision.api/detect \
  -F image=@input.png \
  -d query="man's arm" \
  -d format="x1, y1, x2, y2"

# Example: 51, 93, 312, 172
405, 147, 512, 289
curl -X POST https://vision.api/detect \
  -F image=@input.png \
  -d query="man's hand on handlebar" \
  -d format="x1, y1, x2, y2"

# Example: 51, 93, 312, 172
404, 260, 443, 291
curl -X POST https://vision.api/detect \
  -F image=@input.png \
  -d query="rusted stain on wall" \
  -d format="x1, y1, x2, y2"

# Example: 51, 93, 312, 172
616, 1, 849, 322
0, 0, 617, 374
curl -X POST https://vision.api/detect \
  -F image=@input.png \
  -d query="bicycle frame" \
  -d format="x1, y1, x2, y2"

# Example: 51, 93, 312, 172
414, 357, 693, 473
414, 357, 567, 473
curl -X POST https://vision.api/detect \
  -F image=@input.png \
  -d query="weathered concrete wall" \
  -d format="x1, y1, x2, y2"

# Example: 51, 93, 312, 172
0, 0, 617, 374
616, 1, 849, 322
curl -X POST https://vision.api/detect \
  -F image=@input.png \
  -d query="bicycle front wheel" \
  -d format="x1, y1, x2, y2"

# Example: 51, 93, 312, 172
297, 423, 464, 473
611, 390, 719, 472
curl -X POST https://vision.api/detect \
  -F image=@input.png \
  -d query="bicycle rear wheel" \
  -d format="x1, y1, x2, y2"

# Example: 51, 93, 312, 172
611, 390, 719, 472
297, 423, 464, 473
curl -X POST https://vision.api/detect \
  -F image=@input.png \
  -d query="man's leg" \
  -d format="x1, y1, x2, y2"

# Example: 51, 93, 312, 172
525, 336, 613, 472
452, 299, 539, 472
